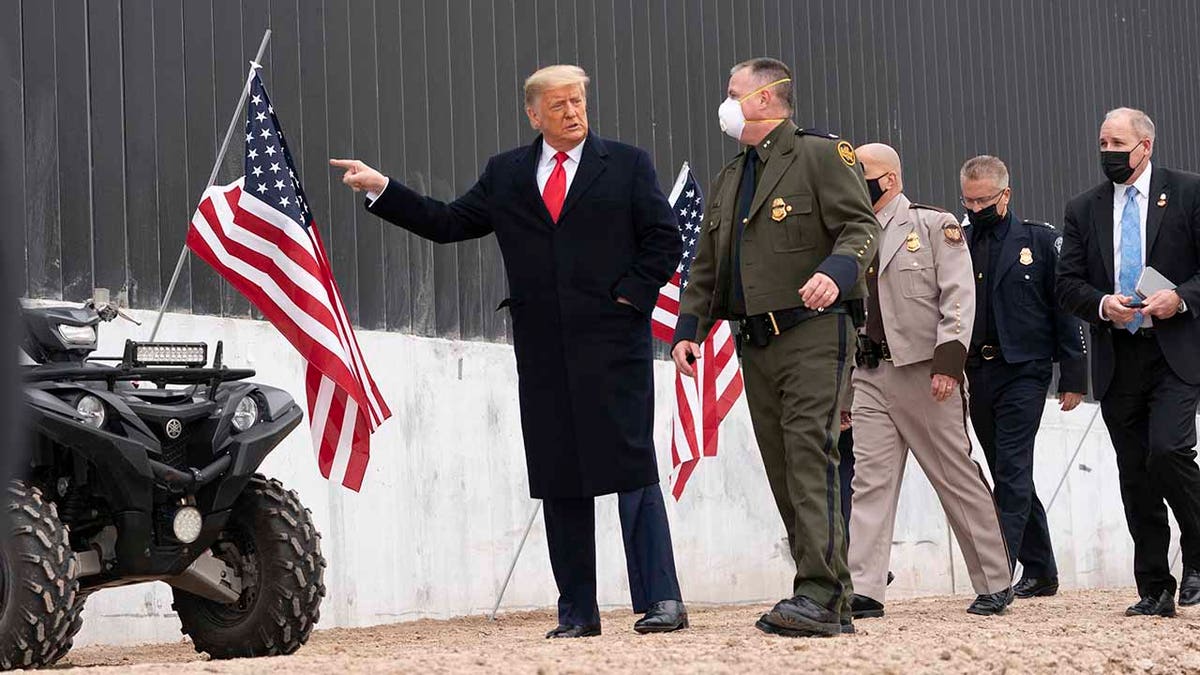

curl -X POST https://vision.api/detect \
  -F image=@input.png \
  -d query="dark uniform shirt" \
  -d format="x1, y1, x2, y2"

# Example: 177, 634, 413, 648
730, 123, 788, 316
969, 212, 1011, 352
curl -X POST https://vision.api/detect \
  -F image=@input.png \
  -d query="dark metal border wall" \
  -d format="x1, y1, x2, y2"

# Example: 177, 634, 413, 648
4, 0, 1200, 343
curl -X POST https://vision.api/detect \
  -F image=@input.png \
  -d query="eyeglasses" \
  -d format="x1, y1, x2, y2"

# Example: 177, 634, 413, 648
959, 189, 1006, 210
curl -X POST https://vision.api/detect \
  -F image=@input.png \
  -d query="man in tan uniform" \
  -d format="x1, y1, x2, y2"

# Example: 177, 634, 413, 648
847, 143, 1013, 617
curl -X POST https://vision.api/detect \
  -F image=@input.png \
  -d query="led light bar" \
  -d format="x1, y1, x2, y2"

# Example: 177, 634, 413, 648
123, 340, 208, 368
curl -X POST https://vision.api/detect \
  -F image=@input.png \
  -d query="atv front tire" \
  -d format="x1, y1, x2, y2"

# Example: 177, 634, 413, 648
172, 475, 325, 659
0, 482, 85, 670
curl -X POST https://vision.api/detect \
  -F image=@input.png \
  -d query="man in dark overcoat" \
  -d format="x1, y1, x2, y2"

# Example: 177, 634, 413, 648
331, 64, 687, 637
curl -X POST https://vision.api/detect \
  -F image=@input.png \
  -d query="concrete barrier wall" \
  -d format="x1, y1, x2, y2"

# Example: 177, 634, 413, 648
65, 309, 1186, 647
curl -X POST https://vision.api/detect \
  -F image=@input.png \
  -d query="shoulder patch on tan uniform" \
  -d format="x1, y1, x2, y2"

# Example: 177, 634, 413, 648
942, 221, 966, 247
836, 140, 856, 167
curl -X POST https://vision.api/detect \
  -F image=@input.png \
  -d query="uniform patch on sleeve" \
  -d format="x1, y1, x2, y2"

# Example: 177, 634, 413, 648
942, 222, 965, 247
1054, 235, 1063, 254
836, 141, 856, 167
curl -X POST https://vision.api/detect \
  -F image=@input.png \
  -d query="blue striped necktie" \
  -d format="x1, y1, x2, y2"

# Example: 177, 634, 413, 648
1118, 185, 1143, 333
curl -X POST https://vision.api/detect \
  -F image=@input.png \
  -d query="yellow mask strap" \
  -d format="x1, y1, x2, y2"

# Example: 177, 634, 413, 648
738, 77, 792, 103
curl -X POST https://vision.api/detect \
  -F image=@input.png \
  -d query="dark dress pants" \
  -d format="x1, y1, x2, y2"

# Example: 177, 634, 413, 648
1101, 330, 1200, 597
838, 427, 855, 531
542, 483, 682, 626
967, 358, 1057, 578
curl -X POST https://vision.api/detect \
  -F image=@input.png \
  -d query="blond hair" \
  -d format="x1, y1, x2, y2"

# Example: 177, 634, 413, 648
524, 65, 590, 106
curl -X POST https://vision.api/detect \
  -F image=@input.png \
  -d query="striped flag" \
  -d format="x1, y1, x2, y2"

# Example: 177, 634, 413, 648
652, 164, 744, 500
186, 71, 391, 491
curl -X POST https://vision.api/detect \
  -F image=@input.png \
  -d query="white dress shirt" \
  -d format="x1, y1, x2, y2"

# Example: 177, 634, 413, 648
1111, 162, 1153, 293
536, 138, 585, 195
366, 138, 587, 205
1100, 163, 1154, 323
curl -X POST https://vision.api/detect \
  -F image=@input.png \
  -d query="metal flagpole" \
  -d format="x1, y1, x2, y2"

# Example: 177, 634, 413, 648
1043, 404, 1103, 511
490, 500, 542, 620
149, 29, 272, 341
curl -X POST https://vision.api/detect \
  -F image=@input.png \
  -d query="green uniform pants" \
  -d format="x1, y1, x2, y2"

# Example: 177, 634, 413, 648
740, 312, 854, 617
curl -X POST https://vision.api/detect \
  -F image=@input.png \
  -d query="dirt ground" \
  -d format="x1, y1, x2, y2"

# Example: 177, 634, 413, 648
58, 589, 1200, 674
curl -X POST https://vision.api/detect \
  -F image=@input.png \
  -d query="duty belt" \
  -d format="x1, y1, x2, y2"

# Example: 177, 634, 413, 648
966, 344, 1002, 366
738, 304, 849, 349
855, 335, 891, 369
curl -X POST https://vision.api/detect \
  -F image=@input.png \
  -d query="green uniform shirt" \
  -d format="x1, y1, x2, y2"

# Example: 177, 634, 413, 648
674, 121, 881, 345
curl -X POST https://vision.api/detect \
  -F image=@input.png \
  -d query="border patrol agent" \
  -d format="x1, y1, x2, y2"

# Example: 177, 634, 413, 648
847, 143, 1013, 618
959, 155, 1088, 601
671, 58, 879, 638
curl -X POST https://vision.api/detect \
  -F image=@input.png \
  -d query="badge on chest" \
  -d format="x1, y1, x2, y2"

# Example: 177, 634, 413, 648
1019, 247, 1033, 266
770, 197, 791, 222
905, 231, 922, 252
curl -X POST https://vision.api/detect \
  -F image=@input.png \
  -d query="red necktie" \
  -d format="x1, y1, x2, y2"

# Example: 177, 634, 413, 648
542, 151, 568, 222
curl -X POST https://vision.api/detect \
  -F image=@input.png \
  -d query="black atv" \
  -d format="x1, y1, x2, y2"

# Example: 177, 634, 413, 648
2, 299, 326, 669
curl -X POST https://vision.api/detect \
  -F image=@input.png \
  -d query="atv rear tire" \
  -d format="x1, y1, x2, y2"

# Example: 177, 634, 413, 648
0, 482, 85, 670
172, 475, 325, 659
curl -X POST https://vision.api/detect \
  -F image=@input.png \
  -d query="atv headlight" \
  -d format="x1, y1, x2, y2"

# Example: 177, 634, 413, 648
172, 506, 203, 544
75, 395, 107, 428
231, 396, 259, 432
57, 324, 97, 345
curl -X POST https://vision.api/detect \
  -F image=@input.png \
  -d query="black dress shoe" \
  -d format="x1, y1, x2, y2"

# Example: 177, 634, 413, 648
967, 587, 1013, 616
546, 624, 602, 638
1013, 576, 1059, 598
850, 594, 884, 619
634, 600, 689, 634
754, 595, 840, 637
1126, 589, 1176, 617
1180, 569, 1200, 607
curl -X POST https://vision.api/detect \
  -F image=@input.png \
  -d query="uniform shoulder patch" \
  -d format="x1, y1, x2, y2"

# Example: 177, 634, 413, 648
1054, 235, 1063, 255
909, 202, 949, 214
796, 128, 840, 140
836, 140, 857, 167
942, 222, 966, 247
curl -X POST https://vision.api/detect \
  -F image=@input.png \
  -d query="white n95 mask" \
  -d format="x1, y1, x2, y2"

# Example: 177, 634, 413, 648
717, 77, 792, 142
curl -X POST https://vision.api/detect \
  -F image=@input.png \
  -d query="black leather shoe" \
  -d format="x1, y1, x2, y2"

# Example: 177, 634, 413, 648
1126, 589, 1176, 617
967, 587, 1014, 615
754, 595, 840, 637
850, 594, 884, 619
634, 600, 689, 634
1180, 569, 1200, 607
546, 624, 602, 638
1014, 576, 1059, 598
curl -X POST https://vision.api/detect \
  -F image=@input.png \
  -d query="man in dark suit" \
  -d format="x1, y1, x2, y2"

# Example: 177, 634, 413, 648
331, 65, 687, 637
960, 155, 1088, 600
1057, 107, 1200, 617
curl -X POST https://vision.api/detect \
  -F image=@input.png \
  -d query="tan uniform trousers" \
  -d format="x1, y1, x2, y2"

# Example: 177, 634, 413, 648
848, 359, 1012, 602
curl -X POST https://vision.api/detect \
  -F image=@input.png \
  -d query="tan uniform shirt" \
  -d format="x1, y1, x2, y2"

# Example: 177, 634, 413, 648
870, 193, 974, 377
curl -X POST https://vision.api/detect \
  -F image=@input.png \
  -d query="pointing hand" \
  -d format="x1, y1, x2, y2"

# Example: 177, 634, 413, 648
329, 158, 388, 194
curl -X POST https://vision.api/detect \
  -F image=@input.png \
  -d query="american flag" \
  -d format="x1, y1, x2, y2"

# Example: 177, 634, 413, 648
651, 164, 744, 500
186, 69, 391, 491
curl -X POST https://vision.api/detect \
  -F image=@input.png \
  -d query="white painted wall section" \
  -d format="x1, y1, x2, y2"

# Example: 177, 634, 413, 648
61, 309, 1191, 647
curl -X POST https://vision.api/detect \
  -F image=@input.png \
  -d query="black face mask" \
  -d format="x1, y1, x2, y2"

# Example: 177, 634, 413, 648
866, 177, 885, 205
967, 204, 1003, 228
1101, 148, 1138, 184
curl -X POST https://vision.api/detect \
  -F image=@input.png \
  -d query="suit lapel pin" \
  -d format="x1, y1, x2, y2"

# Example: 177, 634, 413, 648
1019, 247, 1033, 265
1157, 192, 1167, 207
905, 231, 922, 252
